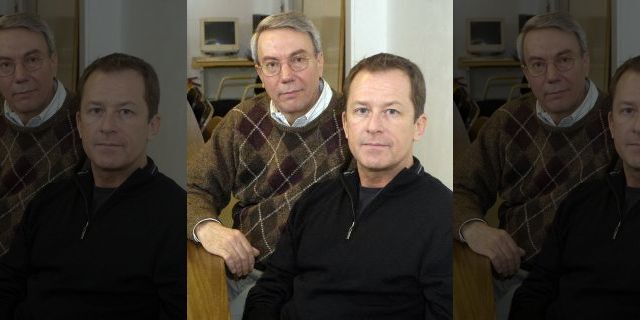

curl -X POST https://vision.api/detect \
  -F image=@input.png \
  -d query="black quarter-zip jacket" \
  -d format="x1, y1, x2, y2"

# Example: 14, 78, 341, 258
0, 158, 186, 320
244, 158, 452, 320
510, 169, 640, 320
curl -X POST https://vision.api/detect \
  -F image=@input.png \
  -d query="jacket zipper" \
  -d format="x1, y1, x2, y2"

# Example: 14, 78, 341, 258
345, 184, 357, 240
79, 186, 91, 240
610, 174, 624, 240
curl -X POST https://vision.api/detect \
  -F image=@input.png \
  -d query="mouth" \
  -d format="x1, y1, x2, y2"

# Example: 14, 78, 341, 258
279, 89, 302, 98
362, 143, 389, 149
545, 89, 568, 98
13, 89, 36, 98
96, 143, 123, 148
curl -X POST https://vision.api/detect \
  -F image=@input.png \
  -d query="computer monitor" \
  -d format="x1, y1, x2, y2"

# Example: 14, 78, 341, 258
466, 18, 505, 55
253, 14, 269, 32
200, 17, 239, 55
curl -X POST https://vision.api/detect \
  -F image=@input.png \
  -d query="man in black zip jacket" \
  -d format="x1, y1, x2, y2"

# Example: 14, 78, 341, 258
243, 53, 452, 320
509, 55, 640, 319
0, 53, 185, 319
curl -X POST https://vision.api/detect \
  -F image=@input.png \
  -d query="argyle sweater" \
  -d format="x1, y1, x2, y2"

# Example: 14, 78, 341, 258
0, 90, 83, 255
188, 92, 350, 262
454, 92, 614, 264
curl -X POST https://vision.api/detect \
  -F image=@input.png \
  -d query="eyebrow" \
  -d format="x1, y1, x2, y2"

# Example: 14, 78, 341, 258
527, 49, 574, 61
351, 100, 403, 107
261, 49, 309, 61
0, 49, 44, 60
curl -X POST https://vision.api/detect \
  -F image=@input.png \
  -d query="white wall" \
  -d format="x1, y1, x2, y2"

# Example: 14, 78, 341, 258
347, 0, 453, 189
612, 0, 640, 71
186, 0, 281, 78
81, 0, 187, 186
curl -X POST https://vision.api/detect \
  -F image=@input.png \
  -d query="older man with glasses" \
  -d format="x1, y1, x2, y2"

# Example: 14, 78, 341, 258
0, 13, 83, 256
453, 12, 614, 319
187, 11, 350, 319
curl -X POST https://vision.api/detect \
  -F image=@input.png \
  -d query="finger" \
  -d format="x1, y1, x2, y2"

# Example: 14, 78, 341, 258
235, 236, 257, 271
228, 241, 251, 276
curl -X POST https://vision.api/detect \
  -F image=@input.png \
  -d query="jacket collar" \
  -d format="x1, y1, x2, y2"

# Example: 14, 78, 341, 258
341, 157, 424, 196
75, 156, 159, 194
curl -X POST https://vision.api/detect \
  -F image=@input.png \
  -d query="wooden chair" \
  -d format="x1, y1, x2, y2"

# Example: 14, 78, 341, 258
453, 241, 496, 320
187, 241, 230, 320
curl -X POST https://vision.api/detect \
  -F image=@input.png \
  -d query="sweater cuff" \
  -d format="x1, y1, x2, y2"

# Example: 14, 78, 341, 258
192, 218, 222, 243
458, 218, 488, 243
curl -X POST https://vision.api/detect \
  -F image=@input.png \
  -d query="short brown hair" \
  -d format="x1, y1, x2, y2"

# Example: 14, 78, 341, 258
343, 53, 426, 120
77, 53, 160, 119
609, 55, 640, 102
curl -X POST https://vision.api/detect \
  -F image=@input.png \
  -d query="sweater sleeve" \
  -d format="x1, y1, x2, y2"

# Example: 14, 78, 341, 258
508, 188, 572, 319
422, 191, 453, 320
453, 109, 506, 240
243, 192, 305, 320
0, 203, 32, 318
186, 112, 238, 239
155, 189, 187, 319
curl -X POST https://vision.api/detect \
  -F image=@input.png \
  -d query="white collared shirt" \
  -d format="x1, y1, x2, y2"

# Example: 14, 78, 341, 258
269, 78, 333, 127
3, 79, 66, 127
535, 79, 598, 127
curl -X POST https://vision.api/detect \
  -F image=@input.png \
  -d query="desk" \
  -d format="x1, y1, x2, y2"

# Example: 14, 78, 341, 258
457, 56, 523, 101
458, 56, 521, 69
192, 57, 257, 100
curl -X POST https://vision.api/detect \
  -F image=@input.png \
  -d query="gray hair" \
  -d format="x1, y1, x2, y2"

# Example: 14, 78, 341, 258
0, 12, 56, 56
250, 11, 322, 63
516, 12, 588, 62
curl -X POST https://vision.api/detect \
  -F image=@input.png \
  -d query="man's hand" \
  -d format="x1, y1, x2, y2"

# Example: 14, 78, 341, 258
461, 221, 525, 277
195, 221, 260, 276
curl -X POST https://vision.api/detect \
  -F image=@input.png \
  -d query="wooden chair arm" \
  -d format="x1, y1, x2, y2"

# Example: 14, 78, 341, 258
187, 241, 230, 320
453, 241, 496, 320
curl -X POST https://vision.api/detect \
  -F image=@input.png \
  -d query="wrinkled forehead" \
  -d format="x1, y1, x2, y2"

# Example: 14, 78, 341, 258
0, 27, 50, 56
257, 28, 316, 60
523, 27, 582, 59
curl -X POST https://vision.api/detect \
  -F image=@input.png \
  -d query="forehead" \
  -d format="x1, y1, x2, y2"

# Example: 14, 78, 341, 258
0, 27, 48, 56
613, 70, 640, 104
257, 28, 315, 59
523, 27, 581, 59
347, 69, 412, 105
82, 69, 146, 105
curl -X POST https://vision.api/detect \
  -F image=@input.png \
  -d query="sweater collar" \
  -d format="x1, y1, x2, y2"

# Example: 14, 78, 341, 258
341, 157, 424, 195
75, 156, 159, 194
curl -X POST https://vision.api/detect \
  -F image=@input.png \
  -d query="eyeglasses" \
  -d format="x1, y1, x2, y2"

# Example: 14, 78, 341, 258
257, 54, 313, 77
522, 55, 577, 77
0, 55, 46, 77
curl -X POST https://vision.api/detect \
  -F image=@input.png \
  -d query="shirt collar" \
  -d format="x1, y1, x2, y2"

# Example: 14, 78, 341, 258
269, 78, 333, 127
3, 79, 66, 127
535, 79, 599, 127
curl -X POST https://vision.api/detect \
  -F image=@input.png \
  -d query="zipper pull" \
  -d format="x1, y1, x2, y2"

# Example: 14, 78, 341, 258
81, 221, 89, 239
612, 220, 621, 240
346, 221, 355, 240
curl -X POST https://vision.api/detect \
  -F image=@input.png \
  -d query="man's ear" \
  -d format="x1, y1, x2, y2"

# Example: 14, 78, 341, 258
608, 111, 614, 139
147, 114, 161, 141
342, 111, 349, 139
413, 113, 427, 141
76, 111, 84, 139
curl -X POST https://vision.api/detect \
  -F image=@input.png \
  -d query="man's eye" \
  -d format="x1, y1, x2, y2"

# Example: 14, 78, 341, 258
0, 61, 12, 69
354, 107, 368, 115
264, 61, 279, 69
87, 108, 102, 115
531, 61, 545, 69
385, 108, 400, 116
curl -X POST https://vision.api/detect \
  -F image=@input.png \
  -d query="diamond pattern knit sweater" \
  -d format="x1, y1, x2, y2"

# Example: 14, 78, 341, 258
0, 91, 82, 254
188, 92, 350, 261
454, 92, 614, 262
